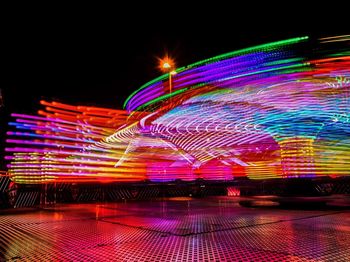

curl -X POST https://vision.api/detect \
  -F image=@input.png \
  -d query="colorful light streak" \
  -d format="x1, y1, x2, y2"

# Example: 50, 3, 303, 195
5, 35, 350, 184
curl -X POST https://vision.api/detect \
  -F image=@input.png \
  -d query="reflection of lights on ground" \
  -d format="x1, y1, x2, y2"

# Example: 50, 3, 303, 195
168, 197, 193, 201
1, 198, 350, 260
227, 186, 240, 196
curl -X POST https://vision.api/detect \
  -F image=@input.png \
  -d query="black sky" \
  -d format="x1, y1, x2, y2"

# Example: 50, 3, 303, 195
3, 7, 348, 113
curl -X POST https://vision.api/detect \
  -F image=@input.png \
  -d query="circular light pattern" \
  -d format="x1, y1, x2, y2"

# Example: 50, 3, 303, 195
5, 35, 350, 183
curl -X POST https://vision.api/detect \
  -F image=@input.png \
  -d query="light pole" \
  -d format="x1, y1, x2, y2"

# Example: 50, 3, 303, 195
160, 56, 176, 95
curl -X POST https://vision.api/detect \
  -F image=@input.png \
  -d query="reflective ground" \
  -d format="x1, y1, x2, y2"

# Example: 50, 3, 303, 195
1, 196, 350, 261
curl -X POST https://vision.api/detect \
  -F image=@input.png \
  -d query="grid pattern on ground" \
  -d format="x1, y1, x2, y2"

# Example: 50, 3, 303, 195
0, 197, 349, 261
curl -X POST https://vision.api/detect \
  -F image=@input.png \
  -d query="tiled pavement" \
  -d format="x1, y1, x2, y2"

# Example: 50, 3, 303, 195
0, 197, 349, 261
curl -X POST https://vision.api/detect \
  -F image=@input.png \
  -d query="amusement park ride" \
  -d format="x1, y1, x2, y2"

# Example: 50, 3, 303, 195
2, 35, 350, 207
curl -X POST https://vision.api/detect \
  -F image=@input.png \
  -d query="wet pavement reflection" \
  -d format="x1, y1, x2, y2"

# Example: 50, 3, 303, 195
0, 196, 349, 261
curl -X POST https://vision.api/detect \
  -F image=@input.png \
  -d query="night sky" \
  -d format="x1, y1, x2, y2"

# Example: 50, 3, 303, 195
3, 10, 348, 113
1, 7, 348, 169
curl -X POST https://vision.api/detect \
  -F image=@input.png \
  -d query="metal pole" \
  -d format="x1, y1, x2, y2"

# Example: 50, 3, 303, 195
169, 72, 172, 94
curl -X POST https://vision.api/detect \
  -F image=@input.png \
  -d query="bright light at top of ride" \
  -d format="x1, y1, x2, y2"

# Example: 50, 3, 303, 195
159, 55, 175, 72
